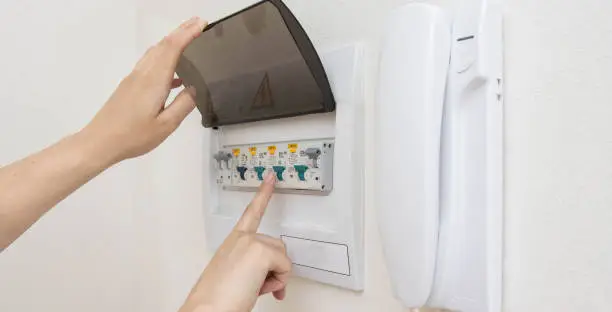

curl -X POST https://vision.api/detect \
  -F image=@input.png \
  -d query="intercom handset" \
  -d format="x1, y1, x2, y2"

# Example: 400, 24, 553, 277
376, 4, 451, 307
375, 0, 503, 311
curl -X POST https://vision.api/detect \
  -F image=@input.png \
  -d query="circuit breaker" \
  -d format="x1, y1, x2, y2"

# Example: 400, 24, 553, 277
213, 140, 334, 194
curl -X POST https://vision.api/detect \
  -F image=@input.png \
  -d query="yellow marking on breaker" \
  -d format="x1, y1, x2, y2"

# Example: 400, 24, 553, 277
232, 149, 241, 157
249, 147, 257, 156
268, 145, 277, 155
288, 143, 298, 153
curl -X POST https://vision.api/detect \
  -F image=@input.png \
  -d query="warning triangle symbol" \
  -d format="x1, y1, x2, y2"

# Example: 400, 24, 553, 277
252, 73, 274, 109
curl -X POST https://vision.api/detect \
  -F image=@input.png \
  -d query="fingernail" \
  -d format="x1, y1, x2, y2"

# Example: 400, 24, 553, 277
186, 86, 197, 97
265, 172, 276, 184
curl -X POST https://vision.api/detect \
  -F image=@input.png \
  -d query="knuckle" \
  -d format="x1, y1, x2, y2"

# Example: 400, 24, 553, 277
273, 238, 287, 251
161, 34, 183, 50
152, 120, 172, 138
237, 233, 255, 247
159, 117, 180, 133
247, 237, 268, 255
164, 111, 181, 125
160, 35, 175, 48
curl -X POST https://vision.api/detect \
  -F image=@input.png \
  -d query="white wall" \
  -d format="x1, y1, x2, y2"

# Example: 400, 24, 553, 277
504, 0, 612, 310
2, 0, 612, 312
0, 1, 145, 311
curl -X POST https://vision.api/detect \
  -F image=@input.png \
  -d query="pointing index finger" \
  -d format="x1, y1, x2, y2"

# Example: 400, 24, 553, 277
235, 173, 276, 233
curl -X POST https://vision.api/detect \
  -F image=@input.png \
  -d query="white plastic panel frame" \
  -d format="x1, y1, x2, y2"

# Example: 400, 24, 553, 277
202, 44, 365, 291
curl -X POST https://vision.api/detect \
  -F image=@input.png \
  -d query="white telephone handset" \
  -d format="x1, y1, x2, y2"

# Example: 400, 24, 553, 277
375, 0, 504, 311
374, 4, 451, 307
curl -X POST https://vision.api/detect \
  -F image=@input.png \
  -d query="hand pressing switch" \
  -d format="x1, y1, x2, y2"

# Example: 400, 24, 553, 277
273, 166, 286, 181
293, 165, 309, 182
254, 167, 266, 181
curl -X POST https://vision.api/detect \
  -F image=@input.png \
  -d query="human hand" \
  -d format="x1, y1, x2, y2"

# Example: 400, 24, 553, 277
81, 17, 207, 165
180, 173, 292, 312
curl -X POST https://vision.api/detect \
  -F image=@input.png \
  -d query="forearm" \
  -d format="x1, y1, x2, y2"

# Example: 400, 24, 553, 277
0, 130, 116, 250
0, 17, 206, 251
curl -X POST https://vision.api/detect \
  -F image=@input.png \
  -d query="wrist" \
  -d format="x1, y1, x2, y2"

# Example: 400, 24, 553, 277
192, 305, 216, 312
69, 129, 121, 170
180, 303, 217, 312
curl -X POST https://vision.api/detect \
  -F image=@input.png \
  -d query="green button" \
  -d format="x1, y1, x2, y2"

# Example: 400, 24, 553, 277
273, 166, 286, 181
254, 167, 266, 181
293, 165, 309, 181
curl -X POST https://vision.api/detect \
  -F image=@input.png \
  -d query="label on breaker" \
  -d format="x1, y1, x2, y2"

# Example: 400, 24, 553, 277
212, 139, 335, 194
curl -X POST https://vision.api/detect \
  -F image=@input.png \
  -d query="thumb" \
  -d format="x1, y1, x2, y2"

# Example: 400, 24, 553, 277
159, 86, 197, 128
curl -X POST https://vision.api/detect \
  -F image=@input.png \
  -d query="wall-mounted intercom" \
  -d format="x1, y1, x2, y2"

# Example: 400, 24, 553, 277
375, 0, 503, 312
177, 0, 365, 291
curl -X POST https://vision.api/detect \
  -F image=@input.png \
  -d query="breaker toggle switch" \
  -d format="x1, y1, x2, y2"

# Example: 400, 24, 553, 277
217, 140, 333, 193
237, 166, 249, 181
254, 167, 266, 181
304, 148, 322, 168
214, 151, 232, 169
294, 165, 309, 181
273, 166, 286, 181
